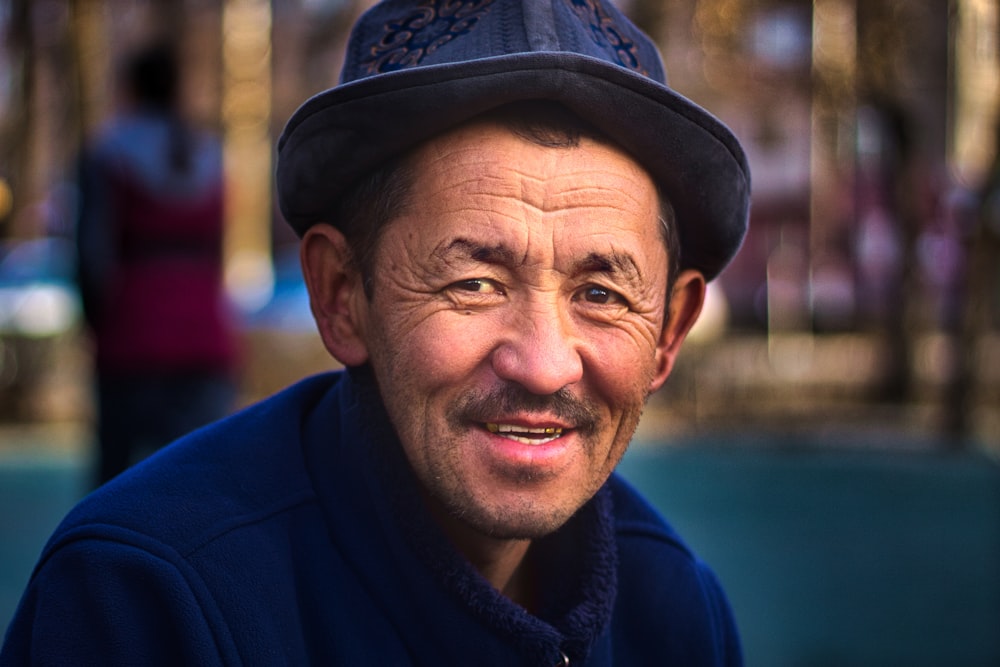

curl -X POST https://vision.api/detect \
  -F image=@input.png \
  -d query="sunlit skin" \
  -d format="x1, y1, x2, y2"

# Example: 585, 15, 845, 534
302, 120, 705, 601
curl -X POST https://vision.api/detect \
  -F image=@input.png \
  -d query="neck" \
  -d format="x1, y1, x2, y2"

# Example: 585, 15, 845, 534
433, 508, 534, 607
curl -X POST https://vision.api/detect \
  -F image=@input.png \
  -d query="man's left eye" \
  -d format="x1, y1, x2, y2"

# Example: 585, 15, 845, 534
579, 285, 626, 305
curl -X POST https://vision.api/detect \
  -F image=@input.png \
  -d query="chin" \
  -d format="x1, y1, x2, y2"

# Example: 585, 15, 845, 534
453, 496, 581, 541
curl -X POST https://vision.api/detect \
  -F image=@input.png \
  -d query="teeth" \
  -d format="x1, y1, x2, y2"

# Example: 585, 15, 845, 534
486, 423, 563, 436
485, 421, 565, 446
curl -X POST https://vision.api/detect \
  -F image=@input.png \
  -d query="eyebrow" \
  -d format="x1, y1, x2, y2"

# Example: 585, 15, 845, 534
574, 251, 643, 287
434, 238, 518, 266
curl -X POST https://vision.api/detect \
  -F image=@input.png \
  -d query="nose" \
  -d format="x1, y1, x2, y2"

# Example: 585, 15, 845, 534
490, 301, 584, 395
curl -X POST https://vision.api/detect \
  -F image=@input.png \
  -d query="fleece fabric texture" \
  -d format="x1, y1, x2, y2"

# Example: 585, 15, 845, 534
0, 370, 741, 666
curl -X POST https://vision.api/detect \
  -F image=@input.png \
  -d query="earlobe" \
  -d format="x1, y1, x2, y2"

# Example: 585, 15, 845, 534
300, 224, 370, 367
649, 269, 706, 392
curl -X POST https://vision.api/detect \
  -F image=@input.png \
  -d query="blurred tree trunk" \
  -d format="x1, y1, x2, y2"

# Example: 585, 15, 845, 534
150, 0, 188, 43
944, 0, 1000, 446
1, 0, 36, 238
884, 101, 920, 405
67, 0, 106, 152
946, 130, 1000, 443
856, 1, 930, 405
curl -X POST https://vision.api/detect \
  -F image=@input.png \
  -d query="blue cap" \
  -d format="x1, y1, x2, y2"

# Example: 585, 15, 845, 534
277, 0, 750, 280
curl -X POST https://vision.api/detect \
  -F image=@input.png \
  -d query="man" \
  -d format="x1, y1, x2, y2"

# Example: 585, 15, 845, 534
74, 41, 240, 486
1, 1, 749, 664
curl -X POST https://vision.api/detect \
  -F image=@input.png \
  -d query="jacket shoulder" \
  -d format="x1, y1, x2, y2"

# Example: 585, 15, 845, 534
43, 373, 340, 559
607, 473, 742, 665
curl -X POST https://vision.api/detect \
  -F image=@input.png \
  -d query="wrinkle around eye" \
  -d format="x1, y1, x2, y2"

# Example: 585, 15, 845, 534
443, 277, 507, 308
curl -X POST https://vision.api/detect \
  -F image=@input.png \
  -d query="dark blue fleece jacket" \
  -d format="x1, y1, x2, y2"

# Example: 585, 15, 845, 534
1, 370, 740, 665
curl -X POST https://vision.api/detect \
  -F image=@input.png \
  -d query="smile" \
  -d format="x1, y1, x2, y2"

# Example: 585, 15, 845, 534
485, 423, 565, 445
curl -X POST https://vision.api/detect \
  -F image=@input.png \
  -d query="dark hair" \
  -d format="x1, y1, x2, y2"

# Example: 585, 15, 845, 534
124, 42, 180, 111
331, 152, 416, 299
331, 102, 681, 299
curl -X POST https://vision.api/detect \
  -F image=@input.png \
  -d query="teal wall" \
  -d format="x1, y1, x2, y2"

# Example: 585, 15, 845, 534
618, 443, 1000, 667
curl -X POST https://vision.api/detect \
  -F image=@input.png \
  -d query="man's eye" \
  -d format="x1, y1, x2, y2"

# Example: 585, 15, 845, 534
452, 279, 503, 295
579, 285, 626, 305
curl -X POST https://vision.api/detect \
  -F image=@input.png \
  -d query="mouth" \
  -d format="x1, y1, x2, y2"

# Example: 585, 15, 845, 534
485, 422, 566, 445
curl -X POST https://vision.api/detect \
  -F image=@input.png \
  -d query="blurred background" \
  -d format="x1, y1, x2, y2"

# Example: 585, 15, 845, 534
0, 1, 998, 665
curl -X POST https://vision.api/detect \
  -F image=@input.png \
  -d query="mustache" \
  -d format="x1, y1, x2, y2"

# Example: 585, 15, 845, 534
449, 383, 601, 434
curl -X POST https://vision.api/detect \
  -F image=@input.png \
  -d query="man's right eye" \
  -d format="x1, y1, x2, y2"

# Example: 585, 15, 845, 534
451, 279, 504, 295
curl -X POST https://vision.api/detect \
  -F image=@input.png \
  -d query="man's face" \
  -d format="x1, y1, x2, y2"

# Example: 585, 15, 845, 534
349, 120, 698, 540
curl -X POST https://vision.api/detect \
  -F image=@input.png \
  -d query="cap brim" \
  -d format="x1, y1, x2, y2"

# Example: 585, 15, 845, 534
277, 52, 750, 281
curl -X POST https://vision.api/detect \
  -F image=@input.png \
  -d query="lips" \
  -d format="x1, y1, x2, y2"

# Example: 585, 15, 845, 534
485, 422, 565, 445
450, 384, 599, 445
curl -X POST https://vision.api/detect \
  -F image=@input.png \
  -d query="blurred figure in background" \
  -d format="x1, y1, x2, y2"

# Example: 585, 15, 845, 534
74, 41, 240, 485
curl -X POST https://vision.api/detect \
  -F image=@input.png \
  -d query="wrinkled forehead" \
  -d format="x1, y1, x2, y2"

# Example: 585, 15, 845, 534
396, 117, 671, 245
384, 120, 667, 263
408, 117, 657, 204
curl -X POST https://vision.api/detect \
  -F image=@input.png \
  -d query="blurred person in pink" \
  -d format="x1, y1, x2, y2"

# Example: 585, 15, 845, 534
75, 41, 240, 485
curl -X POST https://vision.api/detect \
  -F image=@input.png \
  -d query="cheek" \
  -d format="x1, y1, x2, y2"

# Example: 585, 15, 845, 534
380, 310, 499, 387
583, 323, 661, 391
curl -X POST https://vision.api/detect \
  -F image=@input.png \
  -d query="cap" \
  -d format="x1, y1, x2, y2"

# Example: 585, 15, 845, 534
277, 0, 750, 280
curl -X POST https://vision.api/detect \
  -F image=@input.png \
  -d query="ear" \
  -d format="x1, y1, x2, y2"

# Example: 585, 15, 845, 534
300, 223, 370, 366
649, 269, 706, 392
